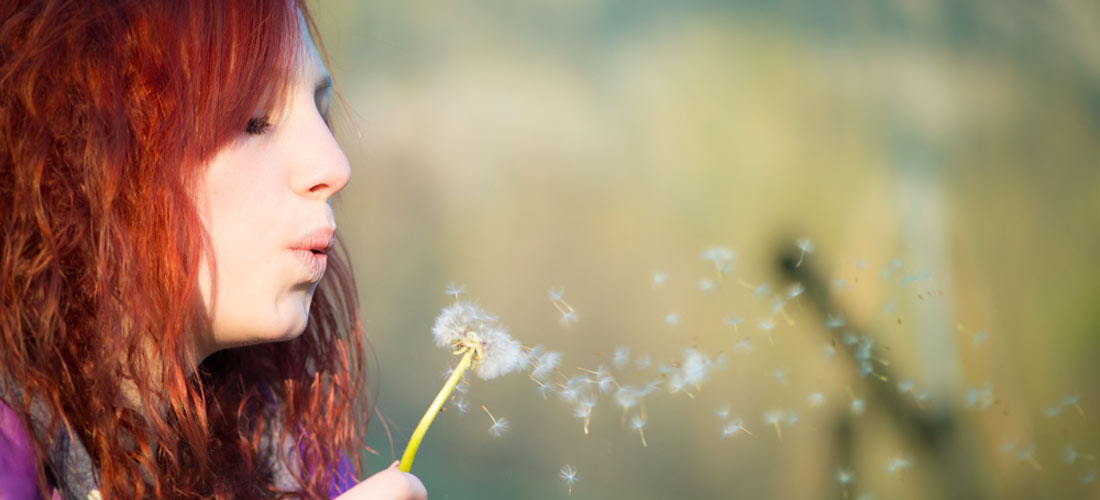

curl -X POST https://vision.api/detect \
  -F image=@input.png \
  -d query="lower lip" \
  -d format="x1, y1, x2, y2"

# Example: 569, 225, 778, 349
291, 249, 328, 282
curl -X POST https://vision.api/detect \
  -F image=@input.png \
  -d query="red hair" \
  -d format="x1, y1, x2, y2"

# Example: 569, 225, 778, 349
0, 1, 369, 498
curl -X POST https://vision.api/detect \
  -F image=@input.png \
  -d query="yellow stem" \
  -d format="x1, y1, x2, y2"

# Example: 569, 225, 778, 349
399, 348, 475, 472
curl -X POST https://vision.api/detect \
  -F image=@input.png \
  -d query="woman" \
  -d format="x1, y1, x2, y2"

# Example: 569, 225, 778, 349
0, 1, 426, 498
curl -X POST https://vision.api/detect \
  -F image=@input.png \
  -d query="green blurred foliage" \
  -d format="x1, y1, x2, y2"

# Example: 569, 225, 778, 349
311, 1, 1100, 498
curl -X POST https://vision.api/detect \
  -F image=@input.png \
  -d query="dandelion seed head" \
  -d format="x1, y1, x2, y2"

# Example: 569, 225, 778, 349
432, 302, 494, 348
474, 326, 526, 380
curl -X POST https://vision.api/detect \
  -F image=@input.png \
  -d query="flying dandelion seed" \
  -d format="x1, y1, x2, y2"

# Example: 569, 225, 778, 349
757, 318, 776, 344
559, 465, 579, 496
635, 354, 652, 370
808, 393, 826, 407
786, 282, 805, 299
574, 396, 596, 435
734, 337, 753, 353
651, 271, 669, 288
882, 298, 897, 315
702, 246, 736, 281
547, 287, 578, 326
972, 330, 989, 348
715, 404, 731, 420
482, 405, 509, 437
822, 343, 836, 359
1063, 444, 1097, 464
630, 415, 648, 447
530, 350, 562, 381
1016, 446, 1042, 470
612, 346, 631, 370
885, 456, 913, 475
753, 283, 771, 298
1083, 468, 1095, 485
665, 313, 680, 328
851, 399, 866, 416
774, 368, 788, 386
453, 398, 469, 414
763, 409, 785, 439
837, 467, 854, 484
723, 316, 745, 332
795, 238, 815, 267
826, 314, 846, 329
444, 283, 466, 300
699, 278, 717, 292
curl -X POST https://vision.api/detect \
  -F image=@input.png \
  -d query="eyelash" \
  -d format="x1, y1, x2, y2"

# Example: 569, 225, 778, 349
246, 116, 272, 135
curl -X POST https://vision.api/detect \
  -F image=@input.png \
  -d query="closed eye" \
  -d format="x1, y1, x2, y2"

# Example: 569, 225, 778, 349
246, 116, 272, 135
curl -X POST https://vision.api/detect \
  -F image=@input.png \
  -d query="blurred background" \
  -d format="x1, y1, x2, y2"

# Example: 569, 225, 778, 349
311, 1, 1099, 498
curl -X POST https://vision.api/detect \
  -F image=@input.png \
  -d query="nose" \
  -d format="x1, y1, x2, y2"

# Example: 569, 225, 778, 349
292, 112, 351, 202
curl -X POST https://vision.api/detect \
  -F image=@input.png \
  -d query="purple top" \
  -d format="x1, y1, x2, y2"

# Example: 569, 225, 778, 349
0, 400, 356, 499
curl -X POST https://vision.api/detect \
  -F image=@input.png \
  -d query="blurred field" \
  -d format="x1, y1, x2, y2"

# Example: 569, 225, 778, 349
312, 1, 1100, 498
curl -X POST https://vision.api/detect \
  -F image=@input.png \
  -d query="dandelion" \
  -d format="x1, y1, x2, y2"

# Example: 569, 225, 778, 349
808, 393, 826, 408
400, 302, 525, 471
665, 313, 680, 328
612, 346, 631, 370
559, 465, 579, 496
763, 409, 785, 439
482, 405, 509, 437
795, 238, 815, 267
651, 271, 669, 288
885, 456, 913, 475
548, 287, 579, 326
444, 283, 466, 300
630, 415, 648, 447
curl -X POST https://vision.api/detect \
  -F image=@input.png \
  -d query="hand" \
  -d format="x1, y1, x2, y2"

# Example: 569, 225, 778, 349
335, 461, 427, 500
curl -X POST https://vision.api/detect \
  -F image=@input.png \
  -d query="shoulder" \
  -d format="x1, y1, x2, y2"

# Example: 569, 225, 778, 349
0, 398, 49, 500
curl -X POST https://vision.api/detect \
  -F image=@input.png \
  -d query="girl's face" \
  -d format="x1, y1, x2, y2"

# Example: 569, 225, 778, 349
190, 23, 349, 360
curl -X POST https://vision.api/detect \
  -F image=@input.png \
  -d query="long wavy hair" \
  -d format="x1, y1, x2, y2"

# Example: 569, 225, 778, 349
0, 1, 370, 498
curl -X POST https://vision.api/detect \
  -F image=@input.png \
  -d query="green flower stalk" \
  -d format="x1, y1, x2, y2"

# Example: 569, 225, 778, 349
398, 302, 525, 472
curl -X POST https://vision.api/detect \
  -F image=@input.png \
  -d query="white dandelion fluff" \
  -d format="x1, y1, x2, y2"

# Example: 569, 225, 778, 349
560, 465, 579, 495
431, 302, 525, 380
